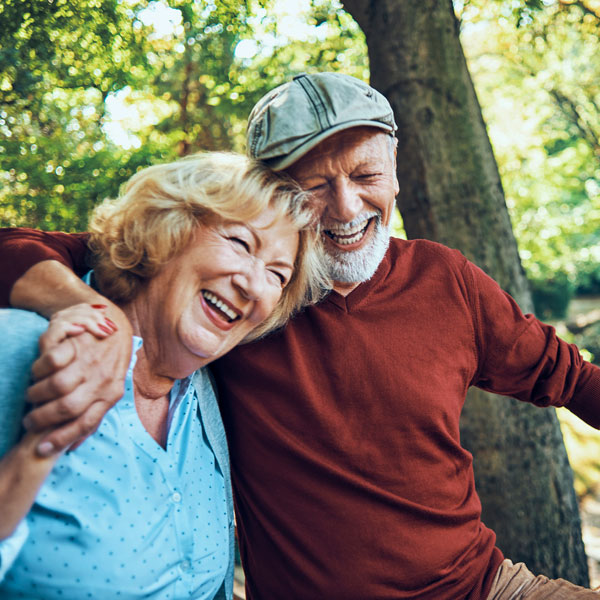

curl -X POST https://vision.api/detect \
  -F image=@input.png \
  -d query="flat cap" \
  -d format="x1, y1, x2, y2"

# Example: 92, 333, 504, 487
247, 72, 397, 171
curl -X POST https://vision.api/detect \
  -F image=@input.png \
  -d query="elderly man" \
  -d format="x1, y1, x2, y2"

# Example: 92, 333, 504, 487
2, 72, 600, 600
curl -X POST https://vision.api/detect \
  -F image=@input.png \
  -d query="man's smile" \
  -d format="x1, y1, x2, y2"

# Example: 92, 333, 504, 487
323, 216, 374, 248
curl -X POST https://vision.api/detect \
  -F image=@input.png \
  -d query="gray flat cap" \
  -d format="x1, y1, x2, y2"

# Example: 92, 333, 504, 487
246, 72, 397, 171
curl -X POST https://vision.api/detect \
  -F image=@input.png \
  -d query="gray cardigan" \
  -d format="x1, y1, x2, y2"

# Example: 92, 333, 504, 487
0, 309, 234, 600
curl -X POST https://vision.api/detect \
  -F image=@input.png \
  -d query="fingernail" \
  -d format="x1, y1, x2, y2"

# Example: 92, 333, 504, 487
37, 441, 55, 457
104, 318, 118, 331
98, 324, 112, 334
22, 415, 31, 429
73, 323, 86, 328
91, 304, 107, 309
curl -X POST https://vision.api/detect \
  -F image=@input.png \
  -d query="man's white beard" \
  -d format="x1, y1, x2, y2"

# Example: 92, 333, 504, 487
322, 214, 390, 284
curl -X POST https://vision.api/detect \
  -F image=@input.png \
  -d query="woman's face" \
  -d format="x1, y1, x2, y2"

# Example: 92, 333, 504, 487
135, 205, 299, 377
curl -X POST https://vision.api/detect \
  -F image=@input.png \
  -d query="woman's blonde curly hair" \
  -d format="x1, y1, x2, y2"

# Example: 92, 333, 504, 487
88, 151, 329, 341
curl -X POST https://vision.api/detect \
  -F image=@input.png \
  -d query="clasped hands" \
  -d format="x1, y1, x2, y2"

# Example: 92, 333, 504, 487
23, 303, 132, 456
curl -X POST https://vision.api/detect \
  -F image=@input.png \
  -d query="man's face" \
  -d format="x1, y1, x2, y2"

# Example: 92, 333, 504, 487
285, 127, 399, 293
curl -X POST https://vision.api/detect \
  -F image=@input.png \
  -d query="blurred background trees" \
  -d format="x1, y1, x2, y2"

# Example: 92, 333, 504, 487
0, 0, 367, 229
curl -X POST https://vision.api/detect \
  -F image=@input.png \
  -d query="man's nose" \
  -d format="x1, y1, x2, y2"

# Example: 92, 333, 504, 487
327, 179, 363, 223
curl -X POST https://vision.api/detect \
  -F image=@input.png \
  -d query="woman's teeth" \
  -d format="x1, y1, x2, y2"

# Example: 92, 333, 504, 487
202, 291, 239, 322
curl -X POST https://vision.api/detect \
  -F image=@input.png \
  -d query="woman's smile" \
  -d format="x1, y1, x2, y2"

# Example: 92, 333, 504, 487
200, 290, 242, 330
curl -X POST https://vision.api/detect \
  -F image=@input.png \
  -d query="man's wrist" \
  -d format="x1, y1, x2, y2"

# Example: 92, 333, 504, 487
10, 260, 105, 317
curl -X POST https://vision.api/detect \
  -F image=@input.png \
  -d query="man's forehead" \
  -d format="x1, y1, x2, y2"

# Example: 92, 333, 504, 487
284, 127, 391, 178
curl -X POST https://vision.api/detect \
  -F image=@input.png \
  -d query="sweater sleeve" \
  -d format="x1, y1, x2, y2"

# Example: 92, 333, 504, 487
0, 228, 91, 308
464, 258, 600, 427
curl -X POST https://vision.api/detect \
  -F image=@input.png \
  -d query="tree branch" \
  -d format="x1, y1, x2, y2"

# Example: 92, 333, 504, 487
547, 88, 600, 156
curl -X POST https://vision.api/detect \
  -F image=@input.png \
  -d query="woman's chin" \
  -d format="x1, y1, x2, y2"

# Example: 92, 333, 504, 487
177, 330, 243, 369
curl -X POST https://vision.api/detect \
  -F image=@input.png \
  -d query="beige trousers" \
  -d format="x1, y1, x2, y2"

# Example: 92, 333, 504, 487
486, 559, 600, 599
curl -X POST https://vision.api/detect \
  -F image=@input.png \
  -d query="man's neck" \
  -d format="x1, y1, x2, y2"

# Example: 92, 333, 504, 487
332, 280, 361, 297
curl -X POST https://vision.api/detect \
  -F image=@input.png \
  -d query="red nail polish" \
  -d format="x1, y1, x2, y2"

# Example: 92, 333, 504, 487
91, 304, 107, 309
98, 324, 112, 334
104, 318, 118, 331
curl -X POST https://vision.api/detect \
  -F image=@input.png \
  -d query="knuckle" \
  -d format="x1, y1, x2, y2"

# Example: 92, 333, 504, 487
108, 380, 126, 400
45, 351, 64, 371
54, 396, 80, 419
47, 433, 70, 453
38, 330, 55, 351
80, 411, 101, 434
50, 372, 75, 397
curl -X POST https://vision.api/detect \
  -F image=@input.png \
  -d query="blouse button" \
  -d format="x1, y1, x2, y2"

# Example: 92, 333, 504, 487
180, 559, 191, 572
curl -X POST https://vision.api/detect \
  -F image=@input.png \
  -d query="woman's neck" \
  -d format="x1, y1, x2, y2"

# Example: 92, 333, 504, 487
119, 300, 175, 448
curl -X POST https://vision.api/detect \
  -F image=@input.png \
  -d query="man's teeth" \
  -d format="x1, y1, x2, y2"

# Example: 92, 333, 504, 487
326, 220, 370, 245
202, 291, 238, 322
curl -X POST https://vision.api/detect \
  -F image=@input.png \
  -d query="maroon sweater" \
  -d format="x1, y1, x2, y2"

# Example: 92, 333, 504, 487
2, 230, 600, 599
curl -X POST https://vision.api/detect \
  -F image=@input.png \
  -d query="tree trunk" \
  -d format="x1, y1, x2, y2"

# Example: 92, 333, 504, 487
343, 0, 589, 584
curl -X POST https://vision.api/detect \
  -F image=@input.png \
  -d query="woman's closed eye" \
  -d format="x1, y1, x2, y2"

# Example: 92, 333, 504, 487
229, 237, 251, 252
268, 269, 288, 287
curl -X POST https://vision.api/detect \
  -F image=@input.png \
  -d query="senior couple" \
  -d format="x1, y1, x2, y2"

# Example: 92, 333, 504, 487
2, 72, 600, 599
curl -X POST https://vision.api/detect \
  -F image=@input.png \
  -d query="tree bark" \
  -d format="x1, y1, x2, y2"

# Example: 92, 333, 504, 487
343, 0, 589, 584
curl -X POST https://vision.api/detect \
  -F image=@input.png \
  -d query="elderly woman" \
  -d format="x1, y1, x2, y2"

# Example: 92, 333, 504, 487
0, 151, 327, 599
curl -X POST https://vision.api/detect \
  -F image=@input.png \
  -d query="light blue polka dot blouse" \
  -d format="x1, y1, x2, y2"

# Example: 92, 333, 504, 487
0, 309, 235, 600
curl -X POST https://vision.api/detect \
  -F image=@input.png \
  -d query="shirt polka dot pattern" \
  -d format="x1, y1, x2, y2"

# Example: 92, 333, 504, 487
0, 337, 230, 600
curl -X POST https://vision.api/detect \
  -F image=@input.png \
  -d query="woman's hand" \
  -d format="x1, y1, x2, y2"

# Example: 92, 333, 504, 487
23, 303, 133, 457
41, 302, 119, 341
0, 431, 58, 540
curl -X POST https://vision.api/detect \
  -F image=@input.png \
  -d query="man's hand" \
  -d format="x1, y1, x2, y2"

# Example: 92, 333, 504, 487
7, 260, 134, 456
23, 305, 133, 457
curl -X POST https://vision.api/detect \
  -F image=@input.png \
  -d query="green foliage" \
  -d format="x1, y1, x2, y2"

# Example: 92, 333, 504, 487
459, 0, 600, 295
529, 271, 575, 319
0, 0, 156, 230
0, 0, 368, 231
2, 0, 599, 304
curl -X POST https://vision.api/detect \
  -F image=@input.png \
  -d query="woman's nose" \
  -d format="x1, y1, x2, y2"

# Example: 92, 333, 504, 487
233, 257, 267, 302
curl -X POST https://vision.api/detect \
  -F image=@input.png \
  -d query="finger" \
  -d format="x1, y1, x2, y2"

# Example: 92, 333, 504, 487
26, 363, 86, 407
76, 316, 116, 339
45, 310, 116, 344
63, 323, 86, 336
30, 340, 77, 382
54, 317, 113, 340
36, 401, 110, 456
38, 321, 82, 353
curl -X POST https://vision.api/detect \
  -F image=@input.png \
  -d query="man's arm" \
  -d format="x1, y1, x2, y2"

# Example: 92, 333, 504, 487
0, 228, 133, 456
463, 253, 600, 427
0, 228, 90, 307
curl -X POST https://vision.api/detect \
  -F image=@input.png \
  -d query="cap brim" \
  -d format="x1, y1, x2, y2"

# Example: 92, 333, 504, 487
265, 120, 395, 172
